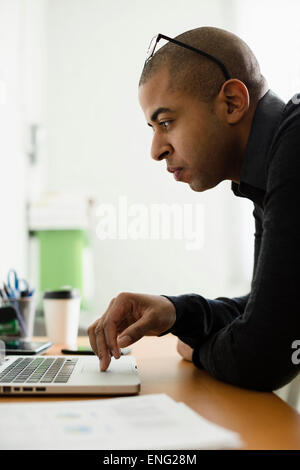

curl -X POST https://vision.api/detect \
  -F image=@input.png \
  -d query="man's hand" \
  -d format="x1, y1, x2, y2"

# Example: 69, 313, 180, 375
88, 292, 176, 371
176, 338, 193, 362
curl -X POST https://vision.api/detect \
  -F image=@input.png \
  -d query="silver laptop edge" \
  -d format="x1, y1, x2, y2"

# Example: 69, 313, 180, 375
0, 355, 141, 396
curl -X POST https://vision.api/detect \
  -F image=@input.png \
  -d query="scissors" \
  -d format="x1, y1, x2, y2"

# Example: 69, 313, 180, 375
6, 269, 30, 299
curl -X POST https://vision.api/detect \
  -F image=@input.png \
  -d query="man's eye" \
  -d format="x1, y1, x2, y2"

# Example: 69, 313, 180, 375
159, 120, 170, 129
149, 120, 172, 133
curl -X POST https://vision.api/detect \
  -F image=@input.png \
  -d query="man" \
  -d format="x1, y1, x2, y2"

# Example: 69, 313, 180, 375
88, 27, 300, 392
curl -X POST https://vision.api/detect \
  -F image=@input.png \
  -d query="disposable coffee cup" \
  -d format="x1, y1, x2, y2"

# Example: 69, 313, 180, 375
43, 289, 81, 347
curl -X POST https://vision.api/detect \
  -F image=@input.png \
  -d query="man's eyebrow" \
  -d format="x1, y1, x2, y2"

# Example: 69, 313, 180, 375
149, 107, 173, 124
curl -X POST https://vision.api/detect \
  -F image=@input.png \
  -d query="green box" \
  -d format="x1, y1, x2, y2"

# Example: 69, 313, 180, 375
34, 230, 89, 310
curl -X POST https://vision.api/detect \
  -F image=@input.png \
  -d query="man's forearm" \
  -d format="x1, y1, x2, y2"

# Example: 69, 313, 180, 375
160, 293, 249, 351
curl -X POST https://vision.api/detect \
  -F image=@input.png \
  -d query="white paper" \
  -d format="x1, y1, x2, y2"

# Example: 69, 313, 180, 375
0, 393, 243, 450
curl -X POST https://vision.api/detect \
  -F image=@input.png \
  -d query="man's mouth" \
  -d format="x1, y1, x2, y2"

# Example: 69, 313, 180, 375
167, 167, 184, 181
173, 169, 183, 180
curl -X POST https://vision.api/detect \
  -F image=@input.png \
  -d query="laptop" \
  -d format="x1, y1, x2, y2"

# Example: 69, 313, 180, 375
0, 353, 141, 396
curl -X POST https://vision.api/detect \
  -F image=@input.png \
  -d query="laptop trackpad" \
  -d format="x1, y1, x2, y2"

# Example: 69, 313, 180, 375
71, 355, 139, 385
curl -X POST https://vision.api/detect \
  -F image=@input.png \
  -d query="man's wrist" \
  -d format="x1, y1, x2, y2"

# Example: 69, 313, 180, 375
158, 295, 179, 336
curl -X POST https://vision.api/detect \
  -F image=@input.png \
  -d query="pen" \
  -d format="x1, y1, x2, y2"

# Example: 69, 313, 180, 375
0, 286, 8, 301
3, 283, 12, 299
9, 299, 27, 336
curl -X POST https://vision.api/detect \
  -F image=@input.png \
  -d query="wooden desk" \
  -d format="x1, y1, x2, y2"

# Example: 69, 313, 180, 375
2, 334, 300, 450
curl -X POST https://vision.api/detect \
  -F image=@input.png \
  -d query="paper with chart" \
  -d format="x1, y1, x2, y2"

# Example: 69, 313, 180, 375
0, 393, 243, 450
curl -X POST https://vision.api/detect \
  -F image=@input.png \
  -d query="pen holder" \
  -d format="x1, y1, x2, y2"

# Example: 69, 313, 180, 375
0, 296, 36, 340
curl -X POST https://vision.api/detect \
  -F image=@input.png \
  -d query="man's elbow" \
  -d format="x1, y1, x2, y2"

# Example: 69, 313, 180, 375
216, 366, 300, 393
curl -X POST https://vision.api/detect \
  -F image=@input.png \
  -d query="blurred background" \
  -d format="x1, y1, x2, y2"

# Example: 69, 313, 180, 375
1, 0, 300, 334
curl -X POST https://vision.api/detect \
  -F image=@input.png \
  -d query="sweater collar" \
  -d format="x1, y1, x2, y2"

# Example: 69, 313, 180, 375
231, 89, 285, 205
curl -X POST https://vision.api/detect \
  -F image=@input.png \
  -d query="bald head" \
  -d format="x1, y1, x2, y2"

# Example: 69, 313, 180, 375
139, 27, 268, 104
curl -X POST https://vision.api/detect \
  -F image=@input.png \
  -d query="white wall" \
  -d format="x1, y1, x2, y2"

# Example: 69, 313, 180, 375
234, 0, 300, 102
21, 0, 48, 205
0, 0, 48, 285
0, 0, 26, 280
45, 0, 255, 320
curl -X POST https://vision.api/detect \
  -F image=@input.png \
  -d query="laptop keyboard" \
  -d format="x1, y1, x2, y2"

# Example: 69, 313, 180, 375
0, 357, 78, 384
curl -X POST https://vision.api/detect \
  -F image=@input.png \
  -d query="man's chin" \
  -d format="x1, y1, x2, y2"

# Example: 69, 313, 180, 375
189, 177, 220, 192
188, 180, 207, 192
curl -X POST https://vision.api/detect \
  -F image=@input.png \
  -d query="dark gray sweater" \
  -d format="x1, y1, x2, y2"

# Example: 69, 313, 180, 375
161, 89, 300, 392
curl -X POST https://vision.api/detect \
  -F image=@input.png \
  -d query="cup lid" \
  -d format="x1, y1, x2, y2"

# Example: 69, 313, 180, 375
43, 288, 80, 299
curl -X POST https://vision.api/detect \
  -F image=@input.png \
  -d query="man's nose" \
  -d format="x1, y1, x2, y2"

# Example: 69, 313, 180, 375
151, 136, 173, 162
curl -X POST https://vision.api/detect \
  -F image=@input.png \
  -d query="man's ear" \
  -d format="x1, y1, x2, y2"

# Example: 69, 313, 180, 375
218, 79, 250, 124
